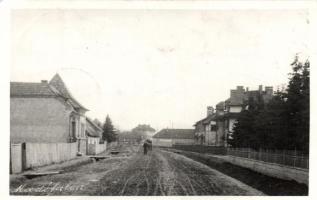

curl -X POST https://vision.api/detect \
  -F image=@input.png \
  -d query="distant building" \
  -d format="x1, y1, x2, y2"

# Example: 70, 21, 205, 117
117, 132, 142, 144
86, 117, 103, 155
152, 129, 195, 147
93, 118, 103, 129
221, 85, 273, 146
10, 74, 89, 154
194, 85, 273, 147
193, 106, 217, 145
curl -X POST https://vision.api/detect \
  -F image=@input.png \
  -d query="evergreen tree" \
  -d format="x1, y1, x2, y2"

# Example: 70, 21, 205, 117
285, 57, 310, 152
230, 56, 309, 153
102, 115, 117, 142
254, 91, 288, 149
228, 96, 262, 149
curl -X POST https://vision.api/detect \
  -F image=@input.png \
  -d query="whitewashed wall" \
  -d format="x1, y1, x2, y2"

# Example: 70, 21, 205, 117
153, 138, 173, 147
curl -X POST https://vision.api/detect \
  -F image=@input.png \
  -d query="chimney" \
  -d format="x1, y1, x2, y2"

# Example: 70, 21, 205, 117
230, 89, 237, 98
41, 80, 48, 83
207, 106, 214, 116
236, 86, 244, 91
259, 85, 263, 94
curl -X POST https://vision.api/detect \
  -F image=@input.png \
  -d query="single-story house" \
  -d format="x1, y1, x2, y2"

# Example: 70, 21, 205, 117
86, 117, 105, 155
10, 73, 89, 154
152, 129, 195, 147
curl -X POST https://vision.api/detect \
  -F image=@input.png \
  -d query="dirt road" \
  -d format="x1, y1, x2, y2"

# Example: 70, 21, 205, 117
10, 145, 263, 196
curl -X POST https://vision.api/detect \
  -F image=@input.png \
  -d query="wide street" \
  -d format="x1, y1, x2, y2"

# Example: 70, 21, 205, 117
10, 144, 263, 196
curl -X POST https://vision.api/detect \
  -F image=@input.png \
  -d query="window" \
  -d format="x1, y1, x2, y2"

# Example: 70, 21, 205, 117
211, 125, 217, 131
71, 121, 76, 138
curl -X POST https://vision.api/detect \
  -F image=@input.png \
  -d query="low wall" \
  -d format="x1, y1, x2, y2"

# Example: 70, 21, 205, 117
172, 145, 227, 155
223, 155, 308, 185
25, 142, 78, 169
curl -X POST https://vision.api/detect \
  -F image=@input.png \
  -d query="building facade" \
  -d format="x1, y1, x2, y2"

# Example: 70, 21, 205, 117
221, 85, 274, 146
10, 74, 89, 154
194, 106, 218, 146
152, 129, 195, 147
194, 85, 274, 147
86, 117, 104, 155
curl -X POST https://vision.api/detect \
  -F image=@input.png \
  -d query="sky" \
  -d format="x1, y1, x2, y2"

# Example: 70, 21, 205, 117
11, 9, 310, 131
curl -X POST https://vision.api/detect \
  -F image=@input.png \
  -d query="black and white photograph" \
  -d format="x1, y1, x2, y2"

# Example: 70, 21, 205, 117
1, 0, 315, 197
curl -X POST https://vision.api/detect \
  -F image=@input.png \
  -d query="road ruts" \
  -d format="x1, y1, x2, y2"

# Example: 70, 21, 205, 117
98, 147, 264, 196
10, 145, 264, 196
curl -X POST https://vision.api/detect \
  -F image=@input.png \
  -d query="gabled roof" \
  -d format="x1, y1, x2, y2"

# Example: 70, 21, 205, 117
86, 117, 102, 137
216, 101, 225, 110
49, 74, 88, 111
10, 74, 89, 111
10, 82, 56, 97
153, 129, 195, 139
194, 113, 216, 126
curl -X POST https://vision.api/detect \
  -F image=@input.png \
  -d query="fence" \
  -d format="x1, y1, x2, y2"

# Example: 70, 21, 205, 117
10, 142, 78, 173
25, 142, 78, 168
10, 143, 24, 173
227, 148, 309, 169
172, 145, 227, 155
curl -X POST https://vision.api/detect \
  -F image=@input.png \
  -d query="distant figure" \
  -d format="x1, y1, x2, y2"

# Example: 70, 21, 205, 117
143, 142, 148, 155
145, 139, 152, 151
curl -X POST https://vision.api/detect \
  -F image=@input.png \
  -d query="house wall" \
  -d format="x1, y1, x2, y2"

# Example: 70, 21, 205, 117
95, 143, 107, 154
153, 138, 173, 147
216, 121, 225, 146
194, 131, 205, 145
87, 137, 100, 155
229, 106, 242, 113
194, 122, 205, 144
10, 97, 72, 143
229, 119, 237, 132
172, 139, 195, 145
205, 131, 217, 145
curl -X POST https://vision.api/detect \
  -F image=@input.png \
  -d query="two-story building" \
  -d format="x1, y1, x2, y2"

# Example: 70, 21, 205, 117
222, 85, 274, 146
194, 85, 274, 147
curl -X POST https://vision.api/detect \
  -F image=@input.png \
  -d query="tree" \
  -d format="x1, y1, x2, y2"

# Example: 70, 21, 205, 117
131, 124, 156, 139
131, 124, 156, 133
285, 57, 310, 152
228, 96, 263, 149
230, 56, 309, 153
254, 91, 288, 149
102, 115, 117, 142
